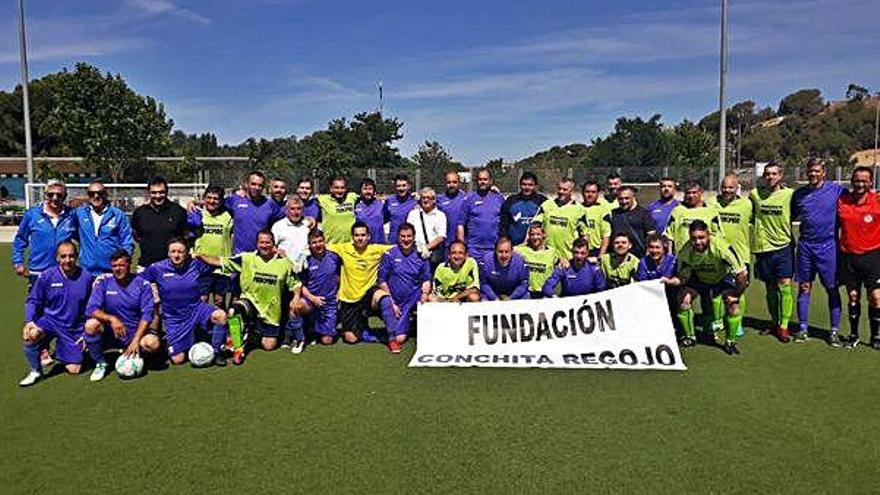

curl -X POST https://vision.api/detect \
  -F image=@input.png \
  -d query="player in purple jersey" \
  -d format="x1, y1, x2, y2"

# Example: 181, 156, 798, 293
636, 234, 679, 283
294, 229, 342, 346
19, 241, 93, 387
142, 238, 229, 366
83, 250, 158, 381
459, 168, 505, 262
646, 178, 680, 234
225, 170, 285, 254
269, 176, 288, 207
791, 158, 846, 344
479, 237, 530, 301
355, 178, 386, 244
296, 177, 322, 224
383, 173, 418, 244
542, 238, 606, 297
438, 171, 468, 250
375, 223, 432, 353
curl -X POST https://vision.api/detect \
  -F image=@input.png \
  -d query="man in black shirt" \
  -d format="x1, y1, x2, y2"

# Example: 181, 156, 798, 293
131, 177, 188, 270
499, 172, 548, 245
610, 186, 656, 258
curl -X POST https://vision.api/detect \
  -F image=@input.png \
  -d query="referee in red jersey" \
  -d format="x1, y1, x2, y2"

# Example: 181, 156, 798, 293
837, 166, 880, 349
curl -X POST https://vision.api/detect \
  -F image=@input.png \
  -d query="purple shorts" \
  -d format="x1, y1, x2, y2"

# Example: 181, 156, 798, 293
380, 297, 418, 337
164, 302, 217, 356
37, 324, 84, 364
302, 298, 338, 337
796, 240, 837, 288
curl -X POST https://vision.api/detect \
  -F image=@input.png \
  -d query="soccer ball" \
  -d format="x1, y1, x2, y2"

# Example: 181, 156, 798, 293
188, 342, 215, 368
115, 354, 144, 378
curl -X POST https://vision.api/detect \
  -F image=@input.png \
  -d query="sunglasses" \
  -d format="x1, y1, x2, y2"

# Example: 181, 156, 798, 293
87, 190, 106, 198
45, 192, 64, 199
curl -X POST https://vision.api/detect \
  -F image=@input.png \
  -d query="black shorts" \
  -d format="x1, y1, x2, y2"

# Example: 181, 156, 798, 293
838, 250, 880, 291
338, 289, 376, 335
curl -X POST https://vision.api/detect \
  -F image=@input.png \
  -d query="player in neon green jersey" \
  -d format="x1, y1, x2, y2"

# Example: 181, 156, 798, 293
750, 162, 795, 342
676, 220, 748, 355
197, 229, 302, 365
514, 223, 562, 298
534, 178, 586, 260
430, 240, 481, 302
580, 180, 611, 262
707, 173, 753, 338
317, 176, 359, 243
602, 173, 622, 213
599, 232, 640, 288
663, 179, 724, 254
188, 185, 234, 307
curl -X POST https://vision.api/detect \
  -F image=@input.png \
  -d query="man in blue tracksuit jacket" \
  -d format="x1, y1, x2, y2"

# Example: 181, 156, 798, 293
12, 180, 78, 288
499, 171, 548, 245
74, 180, 133, 273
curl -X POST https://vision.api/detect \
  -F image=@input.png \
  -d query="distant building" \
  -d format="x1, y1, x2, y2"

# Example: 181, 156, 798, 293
0, 159, 96, 200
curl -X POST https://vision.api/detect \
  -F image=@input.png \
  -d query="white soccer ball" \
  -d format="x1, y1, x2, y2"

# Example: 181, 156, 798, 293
115, 354, 144, 378
188, 342, 215, 368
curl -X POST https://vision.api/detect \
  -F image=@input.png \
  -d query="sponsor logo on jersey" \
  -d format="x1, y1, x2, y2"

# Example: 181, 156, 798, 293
865, 214, 874, 224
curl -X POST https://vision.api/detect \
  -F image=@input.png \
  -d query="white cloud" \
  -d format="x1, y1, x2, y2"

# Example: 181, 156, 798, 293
127, 0, 210, 25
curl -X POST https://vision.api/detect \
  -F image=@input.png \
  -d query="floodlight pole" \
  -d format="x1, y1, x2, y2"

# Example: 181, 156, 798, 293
873, 91, 879, 189
717, 0, 728, 188
17, 0, 35, 183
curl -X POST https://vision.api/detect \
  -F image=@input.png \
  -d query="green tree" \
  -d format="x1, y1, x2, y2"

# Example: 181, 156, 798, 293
778, 89, 825, 118
587, 114, 671, 168
668, 120, 715, 169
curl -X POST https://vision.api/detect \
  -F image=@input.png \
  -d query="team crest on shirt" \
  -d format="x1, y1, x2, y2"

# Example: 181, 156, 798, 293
865, 214, 874, 223
107, 290, 119, 295
50, 282, 63, 288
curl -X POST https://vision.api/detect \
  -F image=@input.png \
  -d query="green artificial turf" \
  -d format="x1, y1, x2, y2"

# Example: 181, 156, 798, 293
2, 244, 879, 494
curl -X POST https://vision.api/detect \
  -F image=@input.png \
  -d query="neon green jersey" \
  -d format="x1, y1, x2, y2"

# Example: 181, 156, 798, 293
580, 203, 612, 252
599, 252, 639, 288
749, 187, 793, 253
318, 192, 359, 243
193, 208, 233, 258
514, 245, 559, 292
432, 257, 480, 299
222, 253, 300, 326
535, 198, 585, 259
597, 196, 619, 216
707, 196, 753, 264
678, 237, 745, 285
663, 204, 724, 253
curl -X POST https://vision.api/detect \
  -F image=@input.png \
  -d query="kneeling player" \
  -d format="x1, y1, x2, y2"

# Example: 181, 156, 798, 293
676, 220, 748, 355
295, 229, 342, 346
84, 250, 159, 381
142, 238, 228, 366
542, 238, 606, 297
479, 236, 530, 301
19, 241, 93, 387
429, 241, 481, 302
198, 229, 301, 363
374, 223, 432, 353
599, 232, 640, 288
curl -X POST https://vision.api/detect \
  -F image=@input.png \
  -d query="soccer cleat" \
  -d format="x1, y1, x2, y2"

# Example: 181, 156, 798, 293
679, 337, 695, 348
723, 342, 740, 356
213, 352, 227, 367
388, 340, 403, 354
19, 370, 42, 387
843, 334, 860, 349
290, 340, 305, 355
828, 332, 842, 348
232, 349, 245, 366
776, 327, 791, 343
89, 362, 108, 382
794, 330, 808, 343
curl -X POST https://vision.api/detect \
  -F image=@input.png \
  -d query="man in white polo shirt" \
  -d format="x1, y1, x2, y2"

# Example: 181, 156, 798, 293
407, 187, 447, 271
272, 196, 311, 272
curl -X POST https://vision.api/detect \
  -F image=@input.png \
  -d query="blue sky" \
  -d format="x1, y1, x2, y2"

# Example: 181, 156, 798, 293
1, 0, 878, 164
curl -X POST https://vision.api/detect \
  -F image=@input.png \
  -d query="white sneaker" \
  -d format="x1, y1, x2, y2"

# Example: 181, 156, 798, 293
19, 370, 42, 387
89, 362, 108, 382
290, 340, 305, 355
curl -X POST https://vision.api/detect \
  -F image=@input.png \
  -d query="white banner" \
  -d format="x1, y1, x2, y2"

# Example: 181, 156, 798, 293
410, 280, 686, 370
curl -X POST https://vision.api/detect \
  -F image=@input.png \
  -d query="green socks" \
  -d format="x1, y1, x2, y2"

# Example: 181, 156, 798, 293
678, 309, 695, 338
228, 314, 244, 350
778, 284, 793, 329
766, 288, 779, 325
725, 311, 743, 343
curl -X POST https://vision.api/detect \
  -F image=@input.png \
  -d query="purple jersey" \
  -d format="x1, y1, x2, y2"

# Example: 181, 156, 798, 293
142, 258, 214, 322
302, 197, 322, 223
542, 263, 606, 297
792, 181, 845, 244
355, 198, 386, 244
86, 274, 155, 335
479, 251, 530, 300
383, 194, 417, 244
438, 190, 468, 247
378, 245, 431, 305
647, 198, 680, 234
25, 266, 93, 330
462, 190, 505, 252
225, 195, 284, 253
301, 250, 342, 301
636, 254, 678, 281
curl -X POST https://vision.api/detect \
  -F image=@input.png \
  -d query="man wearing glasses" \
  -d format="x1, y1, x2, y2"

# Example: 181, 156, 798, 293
12, 179, 78, 289
131, 176, 188, 271
74, 180, 133, 274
